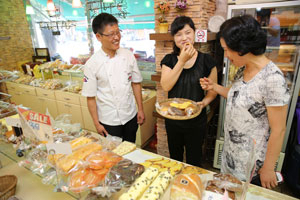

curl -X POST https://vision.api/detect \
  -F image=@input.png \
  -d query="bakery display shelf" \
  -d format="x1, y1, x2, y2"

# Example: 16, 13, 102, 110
0, 141, 80, 199
0, 101, 17, 119
0, 92, 12, 101
0, 70, 19, 83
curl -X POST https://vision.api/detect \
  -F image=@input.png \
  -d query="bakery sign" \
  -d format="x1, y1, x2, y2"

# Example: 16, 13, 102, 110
195, 29, 207, 43
17, 107, 53, 143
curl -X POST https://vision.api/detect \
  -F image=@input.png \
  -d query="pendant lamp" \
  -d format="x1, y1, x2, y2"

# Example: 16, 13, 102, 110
72, 0, 82, 8
47, 0, 56, 11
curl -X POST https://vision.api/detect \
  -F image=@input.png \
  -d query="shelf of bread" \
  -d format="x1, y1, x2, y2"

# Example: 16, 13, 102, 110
0, 127, 297, 200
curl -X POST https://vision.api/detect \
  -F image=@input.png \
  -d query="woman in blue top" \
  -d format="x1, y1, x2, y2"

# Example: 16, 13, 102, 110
160, 16, 218, 167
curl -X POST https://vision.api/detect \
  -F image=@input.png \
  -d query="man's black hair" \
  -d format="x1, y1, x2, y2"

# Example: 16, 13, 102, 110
92, 13, 118, 34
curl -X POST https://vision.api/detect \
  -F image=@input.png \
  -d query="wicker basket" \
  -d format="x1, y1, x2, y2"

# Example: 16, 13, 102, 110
0, 175, 17, 200
156, 98, 202, 120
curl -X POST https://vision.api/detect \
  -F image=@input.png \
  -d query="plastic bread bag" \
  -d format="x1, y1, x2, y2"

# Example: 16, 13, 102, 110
155, 101, 169, 116
85, 150, 122, 170
48, 136, 94, 167
55, 142, 102, 174
185, 106, 194, 116
61, 81, 82, 93
53, 114, 81, 135
212, 173, 243, 192
204, 180, 236, 200
241, 139, 257, 200
18, 144, 49, 175
42, 168, 58, 185
92, 159, 145, 197
101, 134, 122, 151
170, 173, 204, 200
68, 166, 107, 193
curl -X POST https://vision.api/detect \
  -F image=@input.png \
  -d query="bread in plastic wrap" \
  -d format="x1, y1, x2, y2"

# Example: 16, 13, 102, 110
170, 174, 204, 200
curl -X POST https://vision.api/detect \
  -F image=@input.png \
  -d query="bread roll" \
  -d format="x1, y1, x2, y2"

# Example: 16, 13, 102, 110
170, 174, 203, 200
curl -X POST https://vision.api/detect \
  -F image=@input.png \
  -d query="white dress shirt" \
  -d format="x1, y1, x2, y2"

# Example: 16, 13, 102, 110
82, 48, 143, 126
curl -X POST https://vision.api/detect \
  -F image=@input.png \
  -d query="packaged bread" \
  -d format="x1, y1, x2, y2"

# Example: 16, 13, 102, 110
56, 142, 102, 173
170, 174, 204, 200
181, 165, 209, 174
106, 159, 145, 187
119, 167, 159, 200
205, 180, 235, 200
48, 136, 92, 165
112, 141, 136, 156
69, 167, 107, 193
212, 173, 243, 192
85, 150, 122, 170
140, 171, 173, 200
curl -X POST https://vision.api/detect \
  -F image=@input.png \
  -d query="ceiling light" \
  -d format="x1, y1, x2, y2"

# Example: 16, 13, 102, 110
26, 4, 35, 15
73, 10, 78, 16
145, 1, 150, 8
72, 0, 82, 8
103, 0, 114, 3
47, 0, 56, 12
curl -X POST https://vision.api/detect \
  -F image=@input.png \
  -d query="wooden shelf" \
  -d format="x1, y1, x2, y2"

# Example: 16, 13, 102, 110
151, 72, 161, 82
150, 32, 216, 41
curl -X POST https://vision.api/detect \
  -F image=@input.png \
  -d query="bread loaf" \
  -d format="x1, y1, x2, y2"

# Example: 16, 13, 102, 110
170, 174, 203, 200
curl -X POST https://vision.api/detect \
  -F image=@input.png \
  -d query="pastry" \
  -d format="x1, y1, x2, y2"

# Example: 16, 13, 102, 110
206, 180, 236, 200
112, 141, 136, 156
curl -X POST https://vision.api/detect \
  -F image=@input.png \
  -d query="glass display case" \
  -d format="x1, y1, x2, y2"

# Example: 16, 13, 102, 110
214, 0, 300, 170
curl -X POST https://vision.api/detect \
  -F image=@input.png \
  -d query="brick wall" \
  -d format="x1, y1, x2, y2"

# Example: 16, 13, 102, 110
154, 0, 216, 157
0, 0, 34, 70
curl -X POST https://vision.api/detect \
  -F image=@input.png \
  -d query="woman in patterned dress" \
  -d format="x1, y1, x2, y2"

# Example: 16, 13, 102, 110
200, 15, 290, 189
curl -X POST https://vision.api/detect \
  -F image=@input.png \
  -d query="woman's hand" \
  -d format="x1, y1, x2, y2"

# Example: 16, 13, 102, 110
178, 43, 196, 63
197, 101, 205, 110
259, 167, 278, 189
200, 77, 215, 91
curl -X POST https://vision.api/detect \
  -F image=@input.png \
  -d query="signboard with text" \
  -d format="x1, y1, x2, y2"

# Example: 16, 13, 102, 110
195, 29, 207, 43
17, 107, 53, 143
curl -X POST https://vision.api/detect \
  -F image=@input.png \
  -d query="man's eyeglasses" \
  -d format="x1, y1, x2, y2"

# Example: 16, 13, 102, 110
98, 30, 122, 39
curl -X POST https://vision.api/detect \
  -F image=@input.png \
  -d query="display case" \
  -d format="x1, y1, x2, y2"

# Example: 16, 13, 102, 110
214, 1, 300, 170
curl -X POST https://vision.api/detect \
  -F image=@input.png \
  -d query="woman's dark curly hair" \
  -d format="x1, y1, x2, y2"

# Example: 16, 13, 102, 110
170, 16, 195, 55
217, 15, 267, 56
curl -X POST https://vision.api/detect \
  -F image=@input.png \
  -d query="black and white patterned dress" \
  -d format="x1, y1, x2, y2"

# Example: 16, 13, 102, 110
221, 61, 290, 181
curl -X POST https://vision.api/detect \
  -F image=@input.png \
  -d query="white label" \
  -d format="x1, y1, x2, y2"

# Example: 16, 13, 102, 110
46, 143, 72, 155
195, 29, 207, 42
202, 190, 233, 200
5, 117, 21, 127
26, 64, 33, 76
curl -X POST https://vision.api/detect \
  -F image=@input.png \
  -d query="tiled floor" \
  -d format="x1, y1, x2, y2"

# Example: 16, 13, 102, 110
143, 140, 300, 199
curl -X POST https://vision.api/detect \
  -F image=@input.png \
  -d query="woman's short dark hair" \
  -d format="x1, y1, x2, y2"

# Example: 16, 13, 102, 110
92, 13, 118, 34
170, 16, 196, 55
217, 15, 267, 56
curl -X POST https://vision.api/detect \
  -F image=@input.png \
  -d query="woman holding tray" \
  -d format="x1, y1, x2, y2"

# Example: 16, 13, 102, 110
160, 16, 218, 167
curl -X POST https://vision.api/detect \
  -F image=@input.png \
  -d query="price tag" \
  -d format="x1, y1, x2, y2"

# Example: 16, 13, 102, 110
195, 29, 207, 42
17, 107, 53, 143
5, 117, 21, 127
26, 64, 33, 76
202, 190, 232, 200
46, 143, 72, 155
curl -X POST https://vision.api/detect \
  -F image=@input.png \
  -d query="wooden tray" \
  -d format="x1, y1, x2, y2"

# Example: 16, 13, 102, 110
156, 98, 202, 120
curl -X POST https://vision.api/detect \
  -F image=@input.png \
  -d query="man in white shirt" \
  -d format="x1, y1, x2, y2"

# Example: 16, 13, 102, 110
82, 13, 145, 142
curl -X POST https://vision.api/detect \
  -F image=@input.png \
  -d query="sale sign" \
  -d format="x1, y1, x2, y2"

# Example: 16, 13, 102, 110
17, 107, 53, 143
